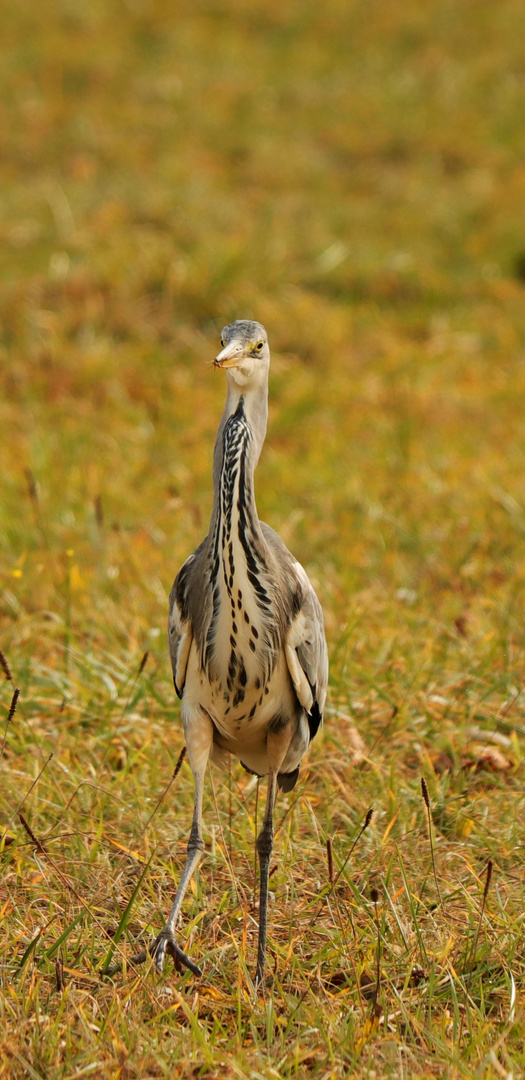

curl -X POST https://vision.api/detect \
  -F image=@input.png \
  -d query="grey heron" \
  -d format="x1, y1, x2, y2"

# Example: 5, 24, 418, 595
134, 320, 328, 984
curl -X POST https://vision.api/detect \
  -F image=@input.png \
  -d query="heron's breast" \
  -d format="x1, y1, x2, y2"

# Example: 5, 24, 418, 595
184, 641, 295, 743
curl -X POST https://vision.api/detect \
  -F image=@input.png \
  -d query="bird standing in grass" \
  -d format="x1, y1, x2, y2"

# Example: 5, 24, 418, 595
134, 320, 328, 984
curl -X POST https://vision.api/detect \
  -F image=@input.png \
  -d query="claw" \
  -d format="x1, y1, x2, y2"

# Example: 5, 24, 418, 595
129, 929, 203, 977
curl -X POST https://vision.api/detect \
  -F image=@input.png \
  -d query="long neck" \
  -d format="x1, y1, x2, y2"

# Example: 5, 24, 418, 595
202, 376, 273, 683
210, 377, 268, 534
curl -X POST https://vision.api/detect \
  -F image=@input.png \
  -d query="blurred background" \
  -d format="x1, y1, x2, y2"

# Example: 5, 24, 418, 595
2, 0, 525, 691
2, 0, 525, 737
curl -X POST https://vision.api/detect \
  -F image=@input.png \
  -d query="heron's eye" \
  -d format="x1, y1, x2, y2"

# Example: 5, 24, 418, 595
256, 341, 264, 350
220, 338, 224, 347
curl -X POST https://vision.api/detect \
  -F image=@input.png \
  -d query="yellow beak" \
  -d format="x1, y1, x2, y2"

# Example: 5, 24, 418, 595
214, 339, 246, 368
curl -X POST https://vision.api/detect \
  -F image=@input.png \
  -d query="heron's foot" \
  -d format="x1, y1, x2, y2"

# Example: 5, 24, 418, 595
130, 927, 203, 977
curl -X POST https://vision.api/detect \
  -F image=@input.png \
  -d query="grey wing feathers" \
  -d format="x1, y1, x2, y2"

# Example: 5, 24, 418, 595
294, 578, 329, 715
167, 553, 196, 698
285, 564, 328, 739
261, 523, 328, 741
168, 537, 212, 698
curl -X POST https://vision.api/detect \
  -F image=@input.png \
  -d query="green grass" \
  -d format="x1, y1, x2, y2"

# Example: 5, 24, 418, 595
1, 0, 525, 1076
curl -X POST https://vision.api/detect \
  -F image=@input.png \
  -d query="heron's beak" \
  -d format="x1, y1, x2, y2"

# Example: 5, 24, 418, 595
214, 339, 245, 369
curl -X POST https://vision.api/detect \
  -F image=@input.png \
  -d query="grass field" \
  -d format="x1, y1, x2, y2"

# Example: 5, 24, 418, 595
1, 1, 525, 1077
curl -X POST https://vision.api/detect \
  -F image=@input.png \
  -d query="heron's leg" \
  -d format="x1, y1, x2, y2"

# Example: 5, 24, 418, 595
131, 710, 214, 975
255, 726, 292, 986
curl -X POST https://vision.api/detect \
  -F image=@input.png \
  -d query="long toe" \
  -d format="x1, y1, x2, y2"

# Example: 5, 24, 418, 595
128, 929, 202, 976
151, 928, 203, 977
152, 932, 168, 973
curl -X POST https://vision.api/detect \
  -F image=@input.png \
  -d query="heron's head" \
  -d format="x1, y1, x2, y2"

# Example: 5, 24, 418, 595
214, 320, 269, 388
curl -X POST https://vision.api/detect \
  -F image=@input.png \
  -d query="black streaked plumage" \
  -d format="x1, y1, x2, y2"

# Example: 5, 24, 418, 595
132, 319, 328, 985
